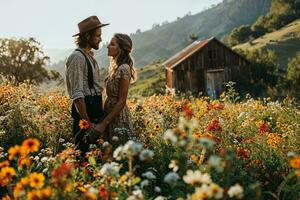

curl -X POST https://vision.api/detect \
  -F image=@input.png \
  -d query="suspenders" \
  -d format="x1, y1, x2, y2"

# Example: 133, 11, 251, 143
75, 49, 96, 94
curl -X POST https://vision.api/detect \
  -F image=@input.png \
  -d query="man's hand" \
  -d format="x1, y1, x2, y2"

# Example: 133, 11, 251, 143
94, 122, 107, 134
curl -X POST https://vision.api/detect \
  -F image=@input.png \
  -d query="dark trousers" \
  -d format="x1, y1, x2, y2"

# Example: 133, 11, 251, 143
72, 95, 104, 157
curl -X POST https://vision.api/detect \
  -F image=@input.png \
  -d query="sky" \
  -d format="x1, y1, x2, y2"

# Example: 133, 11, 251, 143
0, 0, 222, 49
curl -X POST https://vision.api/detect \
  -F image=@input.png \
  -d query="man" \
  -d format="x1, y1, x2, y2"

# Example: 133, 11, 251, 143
65, 16, 109, 156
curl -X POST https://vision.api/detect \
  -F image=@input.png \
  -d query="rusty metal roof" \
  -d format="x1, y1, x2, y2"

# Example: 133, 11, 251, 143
163, 38, 212, 69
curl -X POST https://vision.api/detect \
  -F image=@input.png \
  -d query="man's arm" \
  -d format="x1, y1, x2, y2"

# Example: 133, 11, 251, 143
74, 98, 90, 122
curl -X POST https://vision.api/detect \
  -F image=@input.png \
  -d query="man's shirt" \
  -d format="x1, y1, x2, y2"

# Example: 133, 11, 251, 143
65, 48, 104, 101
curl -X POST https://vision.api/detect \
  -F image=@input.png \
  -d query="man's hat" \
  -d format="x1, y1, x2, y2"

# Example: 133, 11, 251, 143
72, 16, 109, 37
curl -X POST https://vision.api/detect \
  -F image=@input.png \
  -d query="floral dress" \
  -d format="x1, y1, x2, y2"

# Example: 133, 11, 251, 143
104, 64, 133, 142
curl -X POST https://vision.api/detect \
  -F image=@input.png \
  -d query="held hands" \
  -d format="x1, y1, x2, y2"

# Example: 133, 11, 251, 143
94, 122, 107, 134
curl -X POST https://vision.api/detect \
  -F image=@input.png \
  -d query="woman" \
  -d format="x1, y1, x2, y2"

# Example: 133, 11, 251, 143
94, 33, 136, 142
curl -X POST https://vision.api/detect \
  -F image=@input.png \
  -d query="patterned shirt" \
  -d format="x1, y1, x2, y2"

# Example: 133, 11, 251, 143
65, 48, 103, 101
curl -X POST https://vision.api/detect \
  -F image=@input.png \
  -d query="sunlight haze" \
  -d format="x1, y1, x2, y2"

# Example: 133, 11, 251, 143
0, 0, 222, 49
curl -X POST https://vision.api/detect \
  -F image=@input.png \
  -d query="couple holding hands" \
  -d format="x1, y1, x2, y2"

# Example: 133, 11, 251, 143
65, 16, 136, 155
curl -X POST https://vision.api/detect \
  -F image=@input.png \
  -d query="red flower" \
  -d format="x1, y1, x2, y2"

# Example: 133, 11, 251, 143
258, 123, 269, 135
183, 105, 193, 118
51, 162, 73, 178
205, 118, 222, 132
236, 147, 249, 159
99, 185, 106, 199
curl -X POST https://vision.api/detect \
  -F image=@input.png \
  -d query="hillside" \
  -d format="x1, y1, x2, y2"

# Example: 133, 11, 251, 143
95, 0, 271, 68
234, 19, 300, 69
129, 62, 165, 96
48, 0, 271, 79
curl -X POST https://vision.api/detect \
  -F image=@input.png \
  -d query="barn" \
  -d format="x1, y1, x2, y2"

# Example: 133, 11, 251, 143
163, 37, 250, 97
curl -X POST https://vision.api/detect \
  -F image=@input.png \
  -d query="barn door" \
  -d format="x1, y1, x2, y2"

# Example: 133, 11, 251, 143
206, 70, 225, 99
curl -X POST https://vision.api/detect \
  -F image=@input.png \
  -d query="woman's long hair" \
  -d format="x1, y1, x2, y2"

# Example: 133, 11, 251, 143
108, 33, 137, 82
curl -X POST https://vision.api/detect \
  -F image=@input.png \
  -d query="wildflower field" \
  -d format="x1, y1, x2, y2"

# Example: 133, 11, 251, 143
0, 83, 300, 200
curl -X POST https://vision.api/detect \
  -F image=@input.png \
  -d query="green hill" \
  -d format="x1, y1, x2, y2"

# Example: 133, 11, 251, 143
96, 0, 271, 68
234, 19, 300, 69
129, 62, 165, 96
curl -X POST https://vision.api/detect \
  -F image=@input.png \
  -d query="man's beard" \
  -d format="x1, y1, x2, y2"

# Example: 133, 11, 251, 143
89, 40, 99, 50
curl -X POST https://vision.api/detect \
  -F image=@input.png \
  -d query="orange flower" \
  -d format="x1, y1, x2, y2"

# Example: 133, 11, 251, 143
79, 119, 90, 129
8, 145, 26, 160
22, 138, 40, 153
1, 195, 12, 200
28, 172, 45, 189
295, 170, 300, 177
0, 167, 15, 178
0, 167, 15, 186
83, 192, 97, 200
290, 156, 300, 169
40, 187, 53, 198
27, 190, 41, 200
18, 157, 32, 167
0, 161, 9, 169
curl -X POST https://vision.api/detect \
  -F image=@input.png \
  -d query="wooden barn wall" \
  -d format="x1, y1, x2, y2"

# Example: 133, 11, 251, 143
171, 39, 250, 93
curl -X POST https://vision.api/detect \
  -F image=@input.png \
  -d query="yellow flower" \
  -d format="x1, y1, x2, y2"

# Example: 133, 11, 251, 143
0, 167, 15, 178
40, 187, 53, 198
22, 138, 40, 153
8, 145, 26, 160
83, 192, 97, 200
266, 134, 283, 148
13, 181, 26, 198
290, 156, 300, 169
79, 119, 90, 129
27, 190, 41, 200
28, 172, 45, 189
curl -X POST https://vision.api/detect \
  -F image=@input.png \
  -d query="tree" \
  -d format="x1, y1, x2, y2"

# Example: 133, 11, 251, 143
236, 48, 280, 97
228, 25, 252, 46
0, 37, 60, 85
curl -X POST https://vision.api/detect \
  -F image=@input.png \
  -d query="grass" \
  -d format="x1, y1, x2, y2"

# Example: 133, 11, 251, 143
234, 19, 300, 69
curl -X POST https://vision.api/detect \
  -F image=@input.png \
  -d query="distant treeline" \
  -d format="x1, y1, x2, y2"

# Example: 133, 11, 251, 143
226, 0, 300, 46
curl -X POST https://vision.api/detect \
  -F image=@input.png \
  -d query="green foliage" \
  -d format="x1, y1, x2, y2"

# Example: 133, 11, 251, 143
227, 0, 299, 46
228, 25, 253, 46
0, 38, 61, 85
286, 51, 300, 98
236, 48, 280, 97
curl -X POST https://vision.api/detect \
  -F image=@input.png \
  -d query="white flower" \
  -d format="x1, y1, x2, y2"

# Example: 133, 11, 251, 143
103, 142, 110, 147
154, 186, 161, 193
127, 189, 144, 200
42, 168, 48, 173
183, 170, 212, 185
123, 140, 143, 157
164, 129, 177, 144
99, 162, 120, 177
142, 171, 156, 180
0, 147, 4, 153
112, 136, 119, 142
88, 187, 98, 194
34, 156, 40, 161
59, 138, 65, 143
168, 160, 179, 172
141, 179, 150, 187
41, 157, 48, 163
113, 146, 124, 160
139, 149, 154, 161
209, 183, 223, 199
154, 196, 165, 200
228, 183, 244, 199
164, 172, 180, 184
